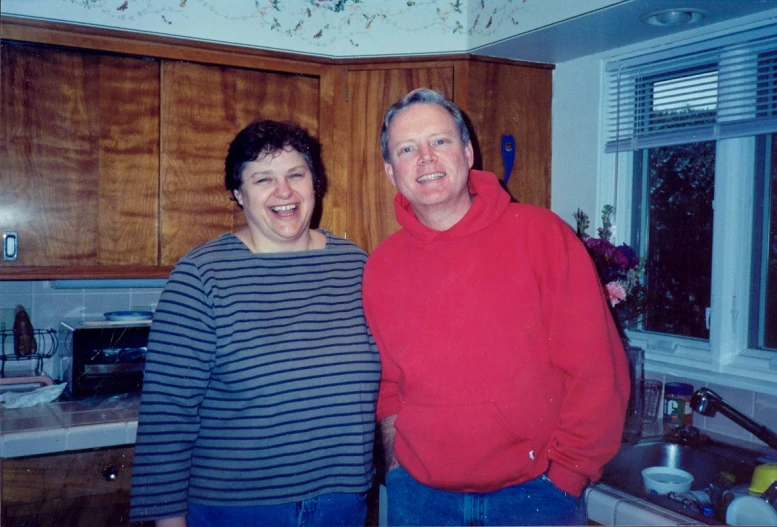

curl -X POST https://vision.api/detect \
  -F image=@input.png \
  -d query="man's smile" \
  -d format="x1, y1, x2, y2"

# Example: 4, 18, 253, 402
417, 172, 445, 183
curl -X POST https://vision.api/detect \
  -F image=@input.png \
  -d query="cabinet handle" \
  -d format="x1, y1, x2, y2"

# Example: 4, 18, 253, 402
103, 464, 118, 482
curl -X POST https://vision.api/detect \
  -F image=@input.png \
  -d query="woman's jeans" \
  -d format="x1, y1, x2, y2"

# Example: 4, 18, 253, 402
187, 492, 367, 527
386, 466, 586, 526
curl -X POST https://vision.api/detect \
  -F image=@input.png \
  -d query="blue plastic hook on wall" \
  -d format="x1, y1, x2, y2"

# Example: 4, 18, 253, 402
501, 134, 515, 185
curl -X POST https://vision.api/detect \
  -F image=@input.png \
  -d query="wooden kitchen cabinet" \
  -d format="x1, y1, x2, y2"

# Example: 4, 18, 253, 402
0, 446, 149, 527
159, 61, 320, 265
463, 57, 553, 209
344, 64, 455, 253
0, 17, 552, 278
341, 58, 553, 253
0, 42, 160, 269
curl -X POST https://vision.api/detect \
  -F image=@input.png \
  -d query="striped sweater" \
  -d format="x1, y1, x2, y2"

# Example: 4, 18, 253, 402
129, 231, 380, 522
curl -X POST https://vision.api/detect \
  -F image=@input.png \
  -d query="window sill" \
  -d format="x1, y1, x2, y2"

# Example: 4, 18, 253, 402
625, 331, 777, 397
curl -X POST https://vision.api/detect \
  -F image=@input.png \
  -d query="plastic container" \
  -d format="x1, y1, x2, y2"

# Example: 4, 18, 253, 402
663, 382, 693, 434
726, 495, 777, 525
641, 466, 694, 494
750, 463, 777, 495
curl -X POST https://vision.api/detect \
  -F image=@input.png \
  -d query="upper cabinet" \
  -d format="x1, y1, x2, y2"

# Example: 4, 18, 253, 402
0, 42, 160, 268
159, 61, 320, 266
464, 57, 552, 210
0, 18, 552, 279
345, 64, 455, 254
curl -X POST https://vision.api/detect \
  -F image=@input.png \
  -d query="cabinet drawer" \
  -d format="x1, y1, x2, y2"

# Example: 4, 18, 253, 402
2, 446, 134, 504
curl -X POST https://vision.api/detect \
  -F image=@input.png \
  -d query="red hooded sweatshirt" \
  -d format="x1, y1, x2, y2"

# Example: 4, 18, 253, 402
362, 170, 630, 497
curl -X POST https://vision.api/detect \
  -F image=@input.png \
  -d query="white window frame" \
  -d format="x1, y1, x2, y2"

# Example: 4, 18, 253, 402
599, 20, 777, 396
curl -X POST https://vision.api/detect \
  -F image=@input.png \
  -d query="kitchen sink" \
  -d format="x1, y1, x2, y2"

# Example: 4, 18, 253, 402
600, 433, 767, 524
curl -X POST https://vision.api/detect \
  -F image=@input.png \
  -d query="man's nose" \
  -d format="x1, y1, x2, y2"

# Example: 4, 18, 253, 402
418, 145, 436, 162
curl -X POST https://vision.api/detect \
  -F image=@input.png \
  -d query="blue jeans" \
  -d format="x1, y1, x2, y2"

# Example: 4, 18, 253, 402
187, 492, 367, 527
385, 466, 586, 526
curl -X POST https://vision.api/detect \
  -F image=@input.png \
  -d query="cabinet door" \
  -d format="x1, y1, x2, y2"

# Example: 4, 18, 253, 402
0, 446, 145, 527
464, 60, 552, 208
0, 43, 160, 267
346, 67, 454, 254
160, 61, 320, 265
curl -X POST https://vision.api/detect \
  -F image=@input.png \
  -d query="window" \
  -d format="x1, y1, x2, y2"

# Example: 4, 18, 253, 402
631, 69, 717, 339
605, 25, 777, 374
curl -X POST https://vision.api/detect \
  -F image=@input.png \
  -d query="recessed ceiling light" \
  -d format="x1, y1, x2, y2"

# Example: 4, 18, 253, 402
641, 8, 707, 27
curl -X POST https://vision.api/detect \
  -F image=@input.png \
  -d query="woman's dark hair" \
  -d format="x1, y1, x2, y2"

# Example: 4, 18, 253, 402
224, 120, 325, 200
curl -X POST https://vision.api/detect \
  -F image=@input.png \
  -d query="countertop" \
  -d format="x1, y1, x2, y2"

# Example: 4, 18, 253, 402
0, 392, 140, 458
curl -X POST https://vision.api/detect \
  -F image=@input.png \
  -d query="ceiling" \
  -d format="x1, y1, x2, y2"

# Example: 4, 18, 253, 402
474, 0, 777, 63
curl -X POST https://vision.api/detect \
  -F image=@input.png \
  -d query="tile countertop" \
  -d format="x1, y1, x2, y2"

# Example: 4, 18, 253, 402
0, 393, 141, 458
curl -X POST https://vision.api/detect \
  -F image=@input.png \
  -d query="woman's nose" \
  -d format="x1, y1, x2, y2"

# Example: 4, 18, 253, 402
275, 179, 293, 197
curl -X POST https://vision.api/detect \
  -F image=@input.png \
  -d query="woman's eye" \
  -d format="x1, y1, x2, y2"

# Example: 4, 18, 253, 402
255, 177, 270, 184
289, 173, 305, 179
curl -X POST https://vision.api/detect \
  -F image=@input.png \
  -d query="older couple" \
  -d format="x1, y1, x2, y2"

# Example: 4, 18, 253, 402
130, 90, 628, 527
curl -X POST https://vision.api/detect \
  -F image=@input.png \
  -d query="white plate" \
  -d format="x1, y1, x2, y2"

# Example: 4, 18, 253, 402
726, 495, 777, 526
104, 311, 153, 322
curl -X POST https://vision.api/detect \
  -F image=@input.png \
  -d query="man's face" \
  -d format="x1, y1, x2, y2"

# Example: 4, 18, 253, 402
384, 103, 474, 219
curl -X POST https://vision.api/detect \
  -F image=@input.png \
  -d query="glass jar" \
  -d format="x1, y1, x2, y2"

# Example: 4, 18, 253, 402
663, 382, 694, 434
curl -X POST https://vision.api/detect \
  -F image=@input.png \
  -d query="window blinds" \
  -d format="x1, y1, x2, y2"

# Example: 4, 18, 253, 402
605, 25, 777, 153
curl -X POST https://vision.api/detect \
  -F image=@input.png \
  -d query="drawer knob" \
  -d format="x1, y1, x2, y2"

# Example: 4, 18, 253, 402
103, 465, 118, 482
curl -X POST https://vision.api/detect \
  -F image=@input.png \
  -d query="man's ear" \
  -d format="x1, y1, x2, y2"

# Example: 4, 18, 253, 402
465, 141, 475, 169
384, 162, 397, 187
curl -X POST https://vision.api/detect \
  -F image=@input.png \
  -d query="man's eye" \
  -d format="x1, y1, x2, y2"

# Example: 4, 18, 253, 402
434, 138, 448, 145
398, 146, 413, 155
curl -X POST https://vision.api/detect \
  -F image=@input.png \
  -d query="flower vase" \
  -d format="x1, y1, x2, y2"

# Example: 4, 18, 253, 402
622, 344, 644, 444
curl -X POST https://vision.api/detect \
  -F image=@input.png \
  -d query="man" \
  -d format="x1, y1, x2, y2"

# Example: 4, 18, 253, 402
362, 88, 630, 526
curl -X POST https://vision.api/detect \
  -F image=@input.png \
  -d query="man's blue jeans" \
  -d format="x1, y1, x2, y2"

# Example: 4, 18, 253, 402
187, 492, 367, 527
385, 466, 586, 526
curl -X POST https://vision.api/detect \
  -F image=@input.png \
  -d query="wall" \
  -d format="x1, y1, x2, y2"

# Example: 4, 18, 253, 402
549, 54, 602, 228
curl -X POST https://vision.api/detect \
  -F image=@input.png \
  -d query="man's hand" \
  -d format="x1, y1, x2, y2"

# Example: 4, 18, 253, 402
380, 414, 399, 474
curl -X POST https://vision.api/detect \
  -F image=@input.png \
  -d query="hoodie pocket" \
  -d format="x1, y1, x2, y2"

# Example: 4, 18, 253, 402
395, 401, 535, 490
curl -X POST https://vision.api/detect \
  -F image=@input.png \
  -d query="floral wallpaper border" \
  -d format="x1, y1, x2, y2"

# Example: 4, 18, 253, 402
2, 0, 619, 57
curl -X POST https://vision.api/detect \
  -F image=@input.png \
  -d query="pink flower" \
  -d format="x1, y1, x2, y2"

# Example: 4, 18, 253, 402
606, 281, 627, 306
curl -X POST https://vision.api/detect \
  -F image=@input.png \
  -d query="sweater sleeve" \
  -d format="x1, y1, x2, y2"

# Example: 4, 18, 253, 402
532, 212, 630, 497
129, 260, 217, 522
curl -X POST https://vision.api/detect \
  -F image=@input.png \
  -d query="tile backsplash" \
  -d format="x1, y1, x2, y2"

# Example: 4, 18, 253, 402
0, 280, 163, 379
646, 369, 777, 450
0, 280, 163, 331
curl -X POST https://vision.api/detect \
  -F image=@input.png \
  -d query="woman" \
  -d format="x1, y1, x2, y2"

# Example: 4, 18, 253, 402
129, 120, 381, 527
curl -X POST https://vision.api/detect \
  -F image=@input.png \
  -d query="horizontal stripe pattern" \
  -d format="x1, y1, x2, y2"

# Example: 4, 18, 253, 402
130, 231, 380, 522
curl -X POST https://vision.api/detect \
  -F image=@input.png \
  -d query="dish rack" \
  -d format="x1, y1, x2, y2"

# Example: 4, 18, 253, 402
0, 328, 58, 377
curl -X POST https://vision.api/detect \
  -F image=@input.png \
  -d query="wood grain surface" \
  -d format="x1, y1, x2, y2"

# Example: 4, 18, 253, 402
0, 43, 159, 267
159, 61, 320, 265
345, 66, 454, 253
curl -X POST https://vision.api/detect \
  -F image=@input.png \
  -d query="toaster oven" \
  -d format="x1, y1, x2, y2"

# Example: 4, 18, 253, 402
59, 320, 150, 398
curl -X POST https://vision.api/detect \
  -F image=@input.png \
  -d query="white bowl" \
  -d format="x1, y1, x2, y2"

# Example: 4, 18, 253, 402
641, 466, 694, 494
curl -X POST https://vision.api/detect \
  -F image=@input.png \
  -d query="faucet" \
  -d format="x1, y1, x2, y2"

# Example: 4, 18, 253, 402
690, 387, 777, 451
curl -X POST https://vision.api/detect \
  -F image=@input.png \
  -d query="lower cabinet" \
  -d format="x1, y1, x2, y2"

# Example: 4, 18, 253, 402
0, 446, 150, 527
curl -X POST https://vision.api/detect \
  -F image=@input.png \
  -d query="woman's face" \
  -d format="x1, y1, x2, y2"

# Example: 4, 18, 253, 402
233, 147, 316, 252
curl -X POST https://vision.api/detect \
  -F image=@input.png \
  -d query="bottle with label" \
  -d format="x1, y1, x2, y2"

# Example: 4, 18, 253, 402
663, 382, 694, 434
